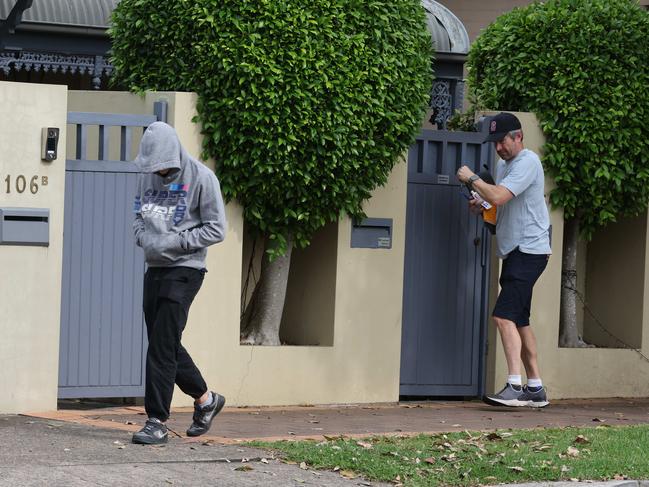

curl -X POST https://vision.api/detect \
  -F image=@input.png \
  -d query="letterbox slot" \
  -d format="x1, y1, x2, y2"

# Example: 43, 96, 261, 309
4, 215, 49, 222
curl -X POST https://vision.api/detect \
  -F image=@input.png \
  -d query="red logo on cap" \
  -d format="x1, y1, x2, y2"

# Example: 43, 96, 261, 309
490, 121, 497, 132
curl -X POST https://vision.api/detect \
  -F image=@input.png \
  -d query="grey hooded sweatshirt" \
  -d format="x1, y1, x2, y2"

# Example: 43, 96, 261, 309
133, 122, 226, 269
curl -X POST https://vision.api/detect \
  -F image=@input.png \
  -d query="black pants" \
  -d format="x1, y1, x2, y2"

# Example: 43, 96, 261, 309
143, 266, 207, 421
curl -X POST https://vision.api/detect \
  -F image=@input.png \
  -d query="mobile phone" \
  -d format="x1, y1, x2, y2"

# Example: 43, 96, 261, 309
459, 186, 473, 200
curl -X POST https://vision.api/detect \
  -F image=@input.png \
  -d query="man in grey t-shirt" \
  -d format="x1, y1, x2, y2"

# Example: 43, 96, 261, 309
457, 112, 551, 408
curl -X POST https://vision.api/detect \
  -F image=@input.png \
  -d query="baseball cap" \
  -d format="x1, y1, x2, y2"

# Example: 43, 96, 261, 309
484, 112, 521, 142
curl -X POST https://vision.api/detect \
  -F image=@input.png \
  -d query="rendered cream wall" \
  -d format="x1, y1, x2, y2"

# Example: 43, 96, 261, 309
173, 91, 407, 406
486, 112, 649, 398
0, 81, 67, 413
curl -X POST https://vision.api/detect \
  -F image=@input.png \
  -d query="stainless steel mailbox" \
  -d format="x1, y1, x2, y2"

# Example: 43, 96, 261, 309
0, 208, 49, 246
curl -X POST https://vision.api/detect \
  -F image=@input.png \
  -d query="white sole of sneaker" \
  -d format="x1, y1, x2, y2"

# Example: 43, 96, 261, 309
527, 400, 549, 408
483, 396, 527, 407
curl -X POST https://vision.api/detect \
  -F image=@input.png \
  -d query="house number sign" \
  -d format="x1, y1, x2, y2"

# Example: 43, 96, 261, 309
3, 174, 49, 195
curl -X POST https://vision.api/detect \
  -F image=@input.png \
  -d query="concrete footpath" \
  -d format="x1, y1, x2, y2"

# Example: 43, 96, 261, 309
0, 397, 647, 486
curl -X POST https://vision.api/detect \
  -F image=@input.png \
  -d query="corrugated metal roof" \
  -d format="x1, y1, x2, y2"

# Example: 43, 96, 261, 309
422, 0, 469, 54
0, 0, 119, 29
1, 0, 468, 52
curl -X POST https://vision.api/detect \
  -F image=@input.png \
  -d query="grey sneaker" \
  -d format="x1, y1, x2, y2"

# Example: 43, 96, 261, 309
132, 418, 168, 444
186, 392, 226, 437
519, 386, 550, 408
483, 383, 526, 407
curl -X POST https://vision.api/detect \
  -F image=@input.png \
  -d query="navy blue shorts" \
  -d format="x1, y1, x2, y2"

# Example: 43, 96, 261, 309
492, 248, 548, 327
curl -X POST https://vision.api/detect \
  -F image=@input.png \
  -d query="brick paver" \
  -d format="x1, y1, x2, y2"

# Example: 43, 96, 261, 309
26, 397, 649, 444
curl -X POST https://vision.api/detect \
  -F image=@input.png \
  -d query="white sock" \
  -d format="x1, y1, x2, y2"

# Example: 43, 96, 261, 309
198, 391, 213, 408
527, 378, 543, 389
508, 375, 522, 386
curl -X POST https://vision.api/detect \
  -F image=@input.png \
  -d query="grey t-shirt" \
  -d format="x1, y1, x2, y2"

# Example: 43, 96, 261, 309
495, 148, 552, 258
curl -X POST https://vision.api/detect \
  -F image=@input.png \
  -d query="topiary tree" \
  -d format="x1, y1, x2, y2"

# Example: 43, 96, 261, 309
466, 0, 649, 347
110, 0, 434, 345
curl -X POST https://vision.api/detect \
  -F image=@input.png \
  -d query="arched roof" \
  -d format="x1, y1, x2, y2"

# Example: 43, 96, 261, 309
422, 0, 469, 54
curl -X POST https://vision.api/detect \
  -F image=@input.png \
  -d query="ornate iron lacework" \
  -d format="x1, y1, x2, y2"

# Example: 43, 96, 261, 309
429, 78, 466, 129
0, 50, 113, 89
430, 79, 452, 129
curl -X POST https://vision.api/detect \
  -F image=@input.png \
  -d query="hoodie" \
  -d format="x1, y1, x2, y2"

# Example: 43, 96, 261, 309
133, 122, 226, 269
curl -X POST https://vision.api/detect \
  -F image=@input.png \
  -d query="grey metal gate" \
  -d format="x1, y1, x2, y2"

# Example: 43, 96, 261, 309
400, 127, 492, 397
58, 105, 165, 398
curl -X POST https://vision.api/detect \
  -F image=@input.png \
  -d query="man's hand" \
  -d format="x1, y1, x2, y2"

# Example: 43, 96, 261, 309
456, 165, 475, 184
468, 197, 484, 214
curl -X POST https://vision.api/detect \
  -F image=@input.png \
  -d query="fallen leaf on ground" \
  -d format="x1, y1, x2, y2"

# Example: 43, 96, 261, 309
234, 465, 253, 471
299, 462, 308, 470
424, 457, 436, 464
508, 466, 524, 472
614, 474, 628, 480
566, 446, 580, 457
534, 445, 552, 452
356, 441, 373, 449
574, 435, 589, 444
561, 465, 570, 473
340, 470, 357, 479
261, 458, 269, 464
592, 418, 606, 422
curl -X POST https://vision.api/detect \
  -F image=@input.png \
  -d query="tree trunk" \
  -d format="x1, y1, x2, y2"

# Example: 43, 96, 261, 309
559, 216, 591, 347
240, 236, 293, 345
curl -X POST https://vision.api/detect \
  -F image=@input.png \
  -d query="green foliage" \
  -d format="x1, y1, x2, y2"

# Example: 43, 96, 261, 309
446, 108, 479, 132
467, 0, 649, 238
110, 0, 433, 256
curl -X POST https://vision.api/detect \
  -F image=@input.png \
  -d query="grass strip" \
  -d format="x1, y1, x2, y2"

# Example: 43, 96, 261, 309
249, 424, 649, 486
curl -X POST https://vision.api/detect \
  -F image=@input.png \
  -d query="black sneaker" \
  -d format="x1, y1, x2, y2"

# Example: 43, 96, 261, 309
132, 418, 168, 444
483, 383, 526, 407
186, 392, 226, 437
519, 385, 550, 408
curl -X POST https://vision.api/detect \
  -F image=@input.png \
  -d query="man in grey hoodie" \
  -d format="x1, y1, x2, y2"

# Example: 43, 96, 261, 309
131, 122, 227, 445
